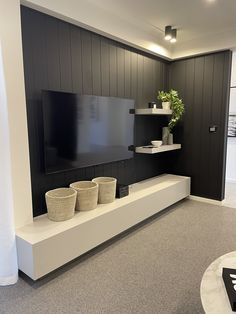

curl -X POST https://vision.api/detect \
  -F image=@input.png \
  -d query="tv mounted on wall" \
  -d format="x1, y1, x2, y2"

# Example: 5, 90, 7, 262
42, 90, 135, 174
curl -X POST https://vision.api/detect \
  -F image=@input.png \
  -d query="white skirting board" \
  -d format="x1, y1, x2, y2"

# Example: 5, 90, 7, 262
188, 195, 223, 206
16, 174, 190, 280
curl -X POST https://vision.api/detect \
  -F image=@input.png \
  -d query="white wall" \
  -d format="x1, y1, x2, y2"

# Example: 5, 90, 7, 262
0, 0, 33, 228
0, 42, 18, 285
231, 51, 236, 87
226, 51, 236, 182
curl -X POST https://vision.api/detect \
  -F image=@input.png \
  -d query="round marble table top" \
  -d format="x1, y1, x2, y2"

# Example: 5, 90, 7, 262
200, 251, 236, 314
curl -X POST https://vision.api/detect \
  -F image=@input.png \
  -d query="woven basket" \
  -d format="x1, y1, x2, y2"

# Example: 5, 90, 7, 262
92, 177, 117, 204
70, 181, 98, 211
45, 188, 77, 221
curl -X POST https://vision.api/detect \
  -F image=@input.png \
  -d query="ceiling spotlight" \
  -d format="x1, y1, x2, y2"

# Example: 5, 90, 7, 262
170, 29, 177, 43
164, 26, 177, 43
165, 26, 172, 40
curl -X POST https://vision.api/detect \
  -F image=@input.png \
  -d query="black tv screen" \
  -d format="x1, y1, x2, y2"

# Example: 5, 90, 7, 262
42, 91, 134, 173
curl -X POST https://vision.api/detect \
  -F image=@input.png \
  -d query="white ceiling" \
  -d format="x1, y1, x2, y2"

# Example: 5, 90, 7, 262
23, 0, 236, 59
89, 0, 236, 41
88, 0, 236, 58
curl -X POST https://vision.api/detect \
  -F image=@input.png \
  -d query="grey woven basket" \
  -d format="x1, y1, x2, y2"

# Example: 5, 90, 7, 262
70, 181, 98, 211
45, 188, 77, 221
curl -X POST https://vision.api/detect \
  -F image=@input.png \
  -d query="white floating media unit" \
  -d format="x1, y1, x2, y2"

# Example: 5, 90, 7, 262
16, 174, 190, 280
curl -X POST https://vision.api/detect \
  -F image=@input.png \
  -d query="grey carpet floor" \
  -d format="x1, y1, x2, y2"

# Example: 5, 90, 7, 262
1, 199, 236, 314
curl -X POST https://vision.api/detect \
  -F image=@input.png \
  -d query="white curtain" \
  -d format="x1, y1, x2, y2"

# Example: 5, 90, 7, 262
0, 42, 18, 285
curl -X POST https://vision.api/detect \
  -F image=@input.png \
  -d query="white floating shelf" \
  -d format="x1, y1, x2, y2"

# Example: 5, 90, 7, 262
135, 108, 172, 115
135, 144, 181, 154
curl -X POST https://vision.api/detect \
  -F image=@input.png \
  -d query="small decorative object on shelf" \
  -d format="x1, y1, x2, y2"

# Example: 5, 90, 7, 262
148, 101, 157, 109
151, 140, 162, 147
92, 177, 117, 204
45, 188, 77, 221
158, 89, 185, 145
70, 181, 98, 211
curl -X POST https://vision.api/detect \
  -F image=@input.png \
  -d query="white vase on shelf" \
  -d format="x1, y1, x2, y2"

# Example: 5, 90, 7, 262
168, 133, 173, 145
162, 127, 169, 145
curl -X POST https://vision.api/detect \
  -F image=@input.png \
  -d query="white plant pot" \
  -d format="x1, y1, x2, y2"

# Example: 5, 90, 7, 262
92, 177, 117, 204
70, 181, 98, 211
45, 188, 76, 221
162, 102, 171, 110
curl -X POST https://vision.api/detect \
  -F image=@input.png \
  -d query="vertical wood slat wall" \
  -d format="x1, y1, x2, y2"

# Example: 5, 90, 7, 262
169, 51, 231, 200
21, 6, 170, 216
21, 6, 232, 215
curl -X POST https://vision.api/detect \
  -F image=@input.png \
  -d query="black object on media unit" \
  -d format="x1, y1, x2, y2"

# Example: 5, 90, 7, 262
42, 90, 135, 174
116, 184, 129, 198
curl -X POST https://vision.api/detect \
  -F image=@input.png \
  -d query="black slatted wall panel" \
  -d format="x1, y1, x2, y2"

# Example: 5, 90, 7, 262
169, 51, 231, 200
21, 6, 171, 216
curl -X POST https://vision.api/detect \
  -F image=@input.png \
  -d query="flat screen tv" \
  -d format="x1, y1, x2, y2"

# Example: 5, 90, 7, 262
42, 90, 135, 174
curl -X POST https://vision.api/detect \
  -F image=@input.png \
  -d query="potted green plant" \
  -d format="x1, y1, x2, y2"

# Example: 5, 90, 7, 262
168, 89, 184, 144
157, 91, 171, 110
168, 90, 184, 129
158, 89, 185, 145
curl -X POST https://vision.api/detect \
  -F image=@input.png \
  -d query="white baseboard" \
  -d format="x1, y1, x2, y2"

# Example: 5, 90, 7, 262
188, 195, 223, 206
226, 178, 236, 184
